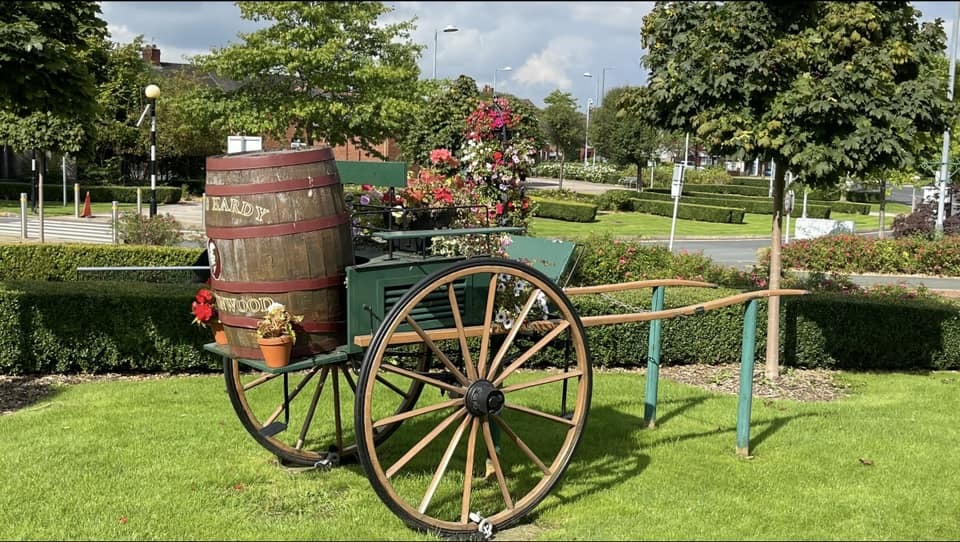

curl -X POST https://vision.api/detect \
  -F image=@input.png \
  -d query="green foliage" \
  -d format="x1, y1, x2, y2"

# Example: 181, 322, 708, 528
595, 189, 639, 211
117, 212, 184, 246
0, 280, 217, 374
0, 243, 203, 281
0, 182, 179, 204
0, 2, 108, 153
628, 198, 746, 224
780, 234, 960, 275
531, 161, 621, 183
684, 166, 732, 185
637, 190, 832, 219
569, 233, 755, 288
634, 1, 956, 187
540, 90, 584, 161
398, 76, 481, 167
193, 1, 423, 157
597, 86, 663, 171
530, 198, 597, 222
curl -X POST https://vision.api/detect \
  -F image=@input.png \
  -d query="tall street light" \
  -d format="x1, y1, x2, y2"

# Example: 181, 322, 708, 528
432, 25, 459, 80
600, 66, 614, 106
493, 66, 512, 96
584, 98, 593, 166
145, 83, 160, 217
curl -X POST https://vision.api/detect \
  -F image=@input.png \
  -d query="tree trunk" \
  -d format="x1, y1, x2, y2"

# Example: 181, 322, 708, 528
765, 166, 786, 381
559, 157, 565, 191
635, 161, 642, 192
878, 177, 887, 239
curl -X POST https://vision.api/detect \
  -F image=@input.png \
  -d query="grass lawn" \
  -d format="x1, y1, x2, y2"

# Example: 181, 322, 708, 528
0, 369, 957, 540
531, 201, 913, 240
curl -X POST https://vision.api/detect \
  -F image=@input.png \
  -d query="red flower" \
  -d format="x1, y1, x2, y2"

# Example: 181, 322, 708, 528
191, 288, 218, 327
195, 289, 213, 304
361, 184, 373, 191
495, 203, 504, 215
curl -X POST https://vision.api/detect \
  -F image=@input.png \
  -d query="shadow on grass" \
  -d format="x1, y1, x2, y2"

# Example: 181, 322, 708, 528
0, 376, 70, 415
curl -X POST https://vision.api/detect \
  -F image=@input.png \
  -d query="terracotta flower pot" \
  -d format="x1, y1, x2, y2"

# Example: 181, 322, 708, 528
210, 320, 228, 345
257, 335, 293, 368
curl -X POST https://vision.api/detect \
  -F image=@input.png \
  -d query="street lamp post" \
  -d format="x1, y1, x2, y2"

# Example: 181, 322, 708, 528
584, 98, 593, 166
600, 66, 614, 106
432, 25, 459, 80
145, 83, 160, 217
493, 66, 512, 96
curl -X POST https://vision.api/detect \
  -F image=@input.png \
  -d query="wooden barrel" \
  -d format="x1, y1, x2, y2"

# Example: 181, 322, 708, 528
204, 147, 354, 360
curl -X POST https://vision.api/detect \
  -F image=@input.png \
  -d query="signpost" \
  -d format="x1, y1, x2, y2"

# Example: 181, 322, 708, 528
668, 162, 684, 251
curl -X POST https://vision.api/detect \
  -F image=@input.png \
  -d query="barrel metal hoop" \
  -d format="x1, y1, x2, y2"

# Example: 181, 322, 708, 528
206, 213, 349, 240
204, 174, 340, 196
206, 147, 334, 171
219, 314, 344, 333
211, 275, 344, 294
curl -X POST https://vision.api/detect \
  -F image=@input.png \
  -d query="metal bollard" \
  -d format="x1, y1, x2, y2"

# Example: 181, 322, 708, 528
137, 188, 142, 216
201, 193, 206, 231
20, 193, 27, 239
74, 183, 80, 218
112, 201, 119, 244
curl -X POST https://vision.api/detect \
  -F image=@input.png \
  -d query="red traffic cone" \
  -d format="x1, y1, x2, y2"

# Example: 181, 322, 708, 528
80, 191, 93, 218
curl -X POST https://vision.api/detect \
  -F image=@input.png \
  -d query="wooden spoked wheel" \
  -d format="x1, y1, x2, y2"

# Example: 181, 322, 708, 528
224, 351, 428, 467
354, 258, 592, 536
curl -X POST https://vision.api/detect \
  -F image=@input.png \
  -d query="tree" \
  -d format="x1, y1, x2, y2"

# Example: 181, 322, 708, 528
629, 1, 956, 379
0, 1, 107, 154
399, 76, 481, 167
193, 1, 424, 158
540, 90, 584, 189
598, 86, 664, 186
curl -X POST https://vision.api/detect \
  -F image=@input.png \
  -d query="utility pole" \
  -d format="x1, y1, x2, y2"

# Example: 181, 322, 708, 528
937, 2, 960, 233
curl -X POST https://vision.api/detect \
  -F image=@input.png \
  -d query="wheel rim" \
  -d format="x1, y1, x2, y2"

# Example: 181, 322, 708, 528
355, 259, 592, 534
225, 353, 427, 466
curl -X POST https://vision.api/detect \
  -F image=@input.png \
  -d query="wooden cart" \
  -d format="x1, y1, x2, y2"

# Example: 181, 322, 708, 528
201, 150, 804, 538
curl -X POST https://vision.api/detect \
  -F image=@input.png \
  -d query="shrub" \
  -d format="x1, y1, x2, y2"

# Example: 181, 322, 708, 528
596, 189, 638, 211
684, 166, 731, 185
0, 183, 181, 204
531, 162, 623, 184
530, 198, 597, 222
779, 234, 960, 276
117, 212, 184, 246
0, 243, 204, 281
889, 201, 960, 239
627, 198, 746, 224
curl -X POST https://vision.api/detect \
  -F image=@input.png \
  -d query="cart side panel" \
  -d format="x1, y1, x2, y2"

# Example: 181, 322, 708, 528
345, 257, 489, 353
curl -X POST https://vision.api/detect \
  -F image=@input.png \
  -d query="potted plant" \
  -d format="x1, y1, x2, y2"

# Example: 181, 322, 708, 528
191, 288, 227, 345
256, 302, 303, 368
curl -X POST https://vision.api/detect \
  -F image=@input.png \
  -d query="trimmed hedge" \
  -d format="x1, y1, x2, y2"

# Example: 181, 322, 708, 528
640, 190, 833, 219
0, 182, 181, 204
627, 198, 745, 224
0, 243, 204, 281
781, 234, 960, 275
846, 189, 884, 203
531, 197, 598, 222
0, 280, 220, 375
569, 287, 960, 371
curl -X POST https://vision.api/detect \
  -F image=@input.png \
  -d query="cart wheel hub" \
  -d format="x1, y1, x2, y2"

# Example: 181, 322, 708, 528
465, 380, 504, 417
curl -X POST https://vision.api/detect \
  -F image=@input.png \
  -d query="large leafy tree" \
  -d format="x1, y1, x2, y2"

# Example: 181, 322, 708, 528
399, 76, 482, 166
540, 90, 584, 189
629, 1, 956, 378
0, 1, 108, 153
599, 86, 664, 186
193, 1, 423, 157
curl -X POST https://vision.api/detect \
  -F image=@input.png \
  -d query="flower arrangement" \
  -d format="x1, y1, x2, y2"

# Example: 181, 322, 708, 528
191, 288, 218, 328
492, 272, 551, 330
256, 302, 303, 342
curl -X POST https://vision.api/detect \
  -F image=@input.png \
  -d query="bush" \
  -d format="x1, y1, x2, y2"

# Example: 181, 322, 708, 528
531, 162, 623, 184
596, 189, 638, 211
627, 198, 746, 224
0, 243, 204, 281
890, 201, 960, 239
117, 212, 184, 246
530, 198, 597, 222
0, 182, 181, 204
0, 280, 220, 375
684, 166, 731, 185
639, 190, 832, 219
779, 234, 960, 276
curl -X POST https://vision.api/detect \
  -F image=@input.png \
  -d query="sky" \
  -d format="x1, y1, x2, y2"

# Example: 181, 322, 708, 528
99, 1, 959, 110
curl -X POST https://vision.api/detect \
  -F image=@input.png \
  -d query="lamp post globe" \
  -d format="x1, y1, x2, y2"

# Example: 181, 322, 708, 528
145, 84, 160, 216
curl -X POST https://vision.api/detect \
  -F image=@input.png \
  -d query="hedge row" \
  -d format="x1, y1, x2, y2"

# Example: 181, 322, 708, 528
780, 234, 960, 276
640, 190, 833, 219
627, 198, 746, 224
0, 243, 204, 281
4, 279, 957, 376
531, 197, 598, 222
0, 182, 181, 205
0, 280, 220, 375
728, 177, 842, 201
570, 287, 960, 371
629, 198, 745, 224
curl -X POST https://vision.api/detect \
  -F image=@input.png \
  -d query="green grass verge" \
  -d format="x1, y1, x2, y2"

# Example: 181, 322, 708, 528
531, 202, 912, 240
0, 370, 957, 540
